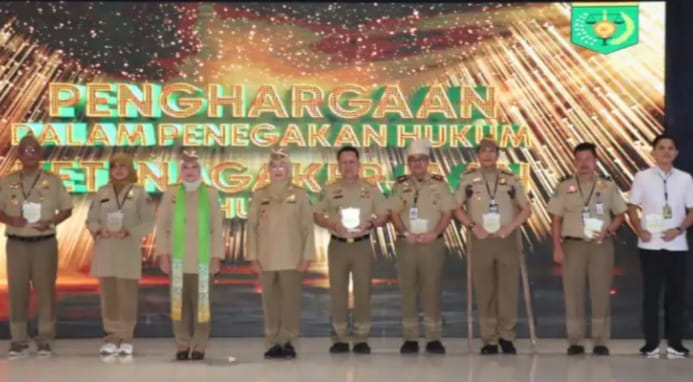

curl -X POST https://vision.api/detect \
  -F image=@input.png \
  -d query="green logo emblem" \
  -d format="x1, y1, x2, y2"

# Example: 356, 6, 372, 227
571, 2, 639, 54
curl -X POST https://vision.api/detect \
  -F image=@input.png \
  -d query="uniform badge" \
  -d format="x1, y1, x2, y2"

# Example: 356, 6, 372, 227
360, 187, 370, 198
287, 194, 297, 203
499, 177, 507, 185
41, 179, 50, 189
567, 185, 577, 193
472, 177, 482, 184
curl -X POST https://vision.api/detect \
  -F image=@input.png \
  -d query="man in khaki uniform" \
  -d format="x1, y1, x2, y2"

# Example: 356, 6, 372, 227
313, 146, 390, 355
247, 149, 316, 360
454, 137, 532, 355
547, 142, 627, 356
0, 134, 73, 358
390, 138, 456, 355
156, 152, 224, 361
86, 152, 156, 357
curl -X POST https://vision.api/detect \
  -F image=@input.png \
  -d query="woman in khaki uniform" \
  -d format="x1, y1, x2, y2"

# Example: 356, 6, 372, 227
86, 152, 156, 357
156, 152, 224, 361
247, 149, 316, 360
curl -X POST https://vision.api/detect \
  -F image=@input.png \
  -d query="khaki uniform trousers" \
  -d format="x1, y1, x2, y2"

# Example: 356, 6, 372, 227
173, 273, 213, 350
259, 270, 303, 348
470, 234, 520, 345
562, 238, 614, 346
328, 239, 374, 343
396, 237, 446, 341
99, 277, 139, 343
6, 236, 58, 346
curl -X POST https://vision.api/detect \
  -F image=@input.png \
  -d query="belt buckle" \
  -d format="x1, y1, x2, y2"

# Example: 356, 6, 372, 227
347, 237, 354, 244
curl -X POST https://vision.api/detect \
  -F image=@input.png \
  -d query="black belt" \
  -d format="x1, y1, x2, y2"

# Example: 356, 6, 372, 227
563, 236, 585, 241
397, 234, 444, 240
331, 234, 371, 244
6, 234, 56, 243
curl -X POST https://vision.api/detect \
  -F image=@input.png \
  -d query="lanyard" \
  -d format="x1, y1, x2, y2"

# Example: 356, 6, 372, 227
20, 170, 42, 200
113, 184, 134, 210
576, 176, 597, 208
481, 170, 499, 201
656, 170, 671, 203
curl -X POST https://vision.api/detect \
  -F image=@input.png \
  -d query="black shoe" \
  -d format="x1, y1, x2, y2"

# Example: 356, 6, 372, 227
352, 342, 371, 354
283, 342, 297, 359
667, 343, 690, 358
400, 341, 419, 354
640, 343, 660, 358
480, 344, 499, 355
36, 343, 53, 357
329, 342, 350, 354
8, 343, 29, 358
176, 349, 190, 361
190, 351, 205, 361
264, 344, 284, 359
593, 345, 609, 356
567, 345, 585, 355
425, 340, 446, 354
499, 339, 517, 355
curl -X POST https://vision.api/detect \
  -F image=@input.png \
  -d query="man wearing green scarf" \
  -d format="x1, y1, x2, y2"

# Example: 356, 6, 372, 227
156, 151, 224, 361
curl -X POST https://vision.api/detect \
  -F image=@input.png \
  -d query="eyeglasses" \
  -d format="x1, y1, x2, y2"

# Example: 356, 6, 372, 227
19, 147, 39, 154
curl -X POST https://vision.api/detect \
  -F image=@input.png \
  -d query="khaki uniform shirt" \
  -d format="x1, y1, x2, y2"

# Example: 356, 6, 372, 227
155, 184, 225, 273
247, 184, 317, 271
455, 167, 529, 227
547, 175, 628, 238
389, 173, 456, 233
0, 169, 73, 237
313, 179, 388, 238
86, 184, 156, 279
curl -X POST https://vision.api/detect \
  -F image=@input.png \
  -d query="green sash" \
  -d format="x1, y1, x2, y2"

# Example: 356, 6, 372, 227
171, 184, 211, 323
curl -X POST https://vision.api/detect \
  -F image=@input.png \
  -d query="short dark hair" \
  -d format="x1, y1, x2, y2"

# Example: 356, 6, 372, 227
337, 146, 360, 161
574, 142, 597, 157
652, 134, 677, 149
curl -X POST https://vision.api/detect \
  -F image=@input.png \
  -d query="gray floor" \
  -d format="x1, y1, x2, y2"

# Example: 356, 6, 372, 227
1, 338, 692, 382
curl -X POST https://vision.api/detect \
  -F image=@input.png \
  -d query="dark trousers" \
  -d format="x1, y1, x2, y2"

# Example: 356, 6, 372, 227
639, 249, 687, 345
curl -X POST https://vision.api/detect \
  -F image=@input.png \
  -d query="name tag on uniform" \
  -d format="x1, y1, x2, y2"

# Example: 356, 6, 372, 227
595, 202, 605, 216
482, 212, 501, 234
644, 214, 665, 234
409, 207, 419, 220
106, 211, 124, 232
583, 217, 604, 240
410, 218, 428, 234
22, 201, 41, 224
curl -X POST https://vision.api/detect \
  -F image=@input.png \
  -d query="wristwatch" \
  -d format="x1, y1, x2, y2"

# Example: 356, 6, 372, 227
467, 222, 476, 229
676, 226, 684, 234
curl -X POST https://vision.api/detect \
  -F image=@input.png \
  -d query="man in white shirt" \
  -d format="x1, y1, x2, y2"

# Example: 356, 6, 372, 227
628, 134, 693, 359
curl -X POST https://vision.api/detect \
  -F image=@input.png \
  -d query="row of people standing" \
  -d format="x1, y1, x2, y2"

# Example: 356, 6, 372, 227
0, 133, 689, 361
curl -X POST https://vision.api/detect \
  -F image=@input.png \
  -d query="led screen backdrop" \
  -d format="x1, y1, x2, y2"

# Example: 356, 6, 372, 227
0, 2, 670, 339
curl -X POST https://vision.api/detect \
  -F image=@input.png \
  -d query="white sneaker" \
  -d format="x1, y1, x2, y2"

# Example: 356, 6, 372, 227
100, 342, 118, 355
36, 344, 53, 357
118, 343, 134, 356
8, 344, 29, 359
666, 346, 689, 359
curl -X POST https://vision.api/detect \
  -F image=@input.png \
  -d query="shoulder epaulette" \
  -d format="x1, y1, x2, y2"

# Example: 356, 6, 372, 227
463, 167, 478, 175
599, 174, 613, 182
431, 174, 445, 182
396, 175, 409, 183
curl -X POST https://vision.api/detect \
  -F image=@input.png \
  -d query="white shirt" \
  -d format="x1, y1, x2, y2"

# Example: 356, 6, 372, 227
629, 166, 693, 251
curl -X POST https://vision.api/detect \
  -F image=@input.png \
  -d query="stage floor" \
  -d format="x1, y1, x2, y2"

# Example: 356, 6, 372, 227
0, 338, 691, 382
